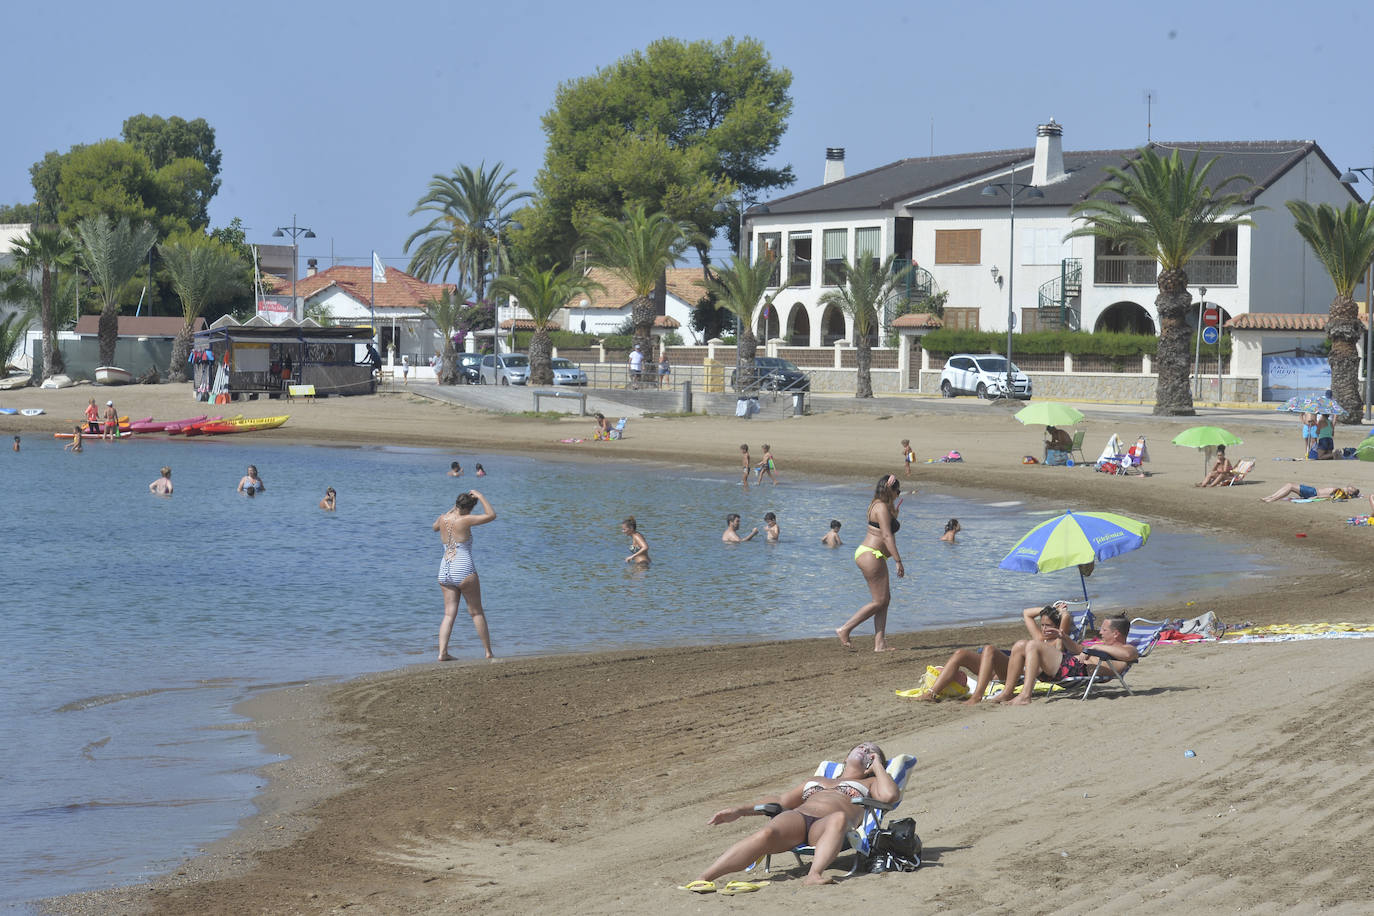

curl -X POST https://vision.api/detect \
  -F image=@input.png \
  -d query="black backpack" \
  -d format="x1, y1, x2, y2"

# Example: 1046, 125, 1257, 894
867, 817, 922, 873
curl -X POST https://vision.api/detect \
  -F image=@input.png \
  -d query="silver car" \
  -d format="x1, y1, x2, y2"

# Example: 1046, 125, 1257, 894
550, 357, 587, 386
478, 353, 530, 385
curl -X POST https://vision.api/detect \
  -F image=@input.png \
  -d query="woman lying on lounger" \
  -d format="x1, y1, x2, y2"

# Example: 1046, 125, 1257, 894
1261, 483, 1359, 503
687, 741, 899, 889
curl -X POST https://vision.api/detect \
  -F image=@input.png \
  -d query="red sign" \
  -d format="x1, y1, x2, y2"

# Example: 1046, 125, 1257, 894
1202, 307, 1220, 328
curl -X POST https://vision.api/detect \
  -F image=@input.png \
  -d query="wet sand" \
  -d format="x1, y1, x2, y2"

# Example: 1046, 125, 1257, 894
11, 384, 1373, 915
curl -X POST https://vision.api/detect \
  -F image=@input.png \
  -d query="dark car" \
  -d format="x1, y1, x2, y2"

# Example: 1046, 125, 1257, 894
730, 356, 811, 392
457, 352, 482, 384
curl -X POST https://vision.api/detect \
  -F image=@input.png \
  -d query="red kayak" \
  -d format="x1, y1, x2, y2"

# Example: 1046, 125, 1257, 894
167, 416, 225, 436
129, 415, 207, 433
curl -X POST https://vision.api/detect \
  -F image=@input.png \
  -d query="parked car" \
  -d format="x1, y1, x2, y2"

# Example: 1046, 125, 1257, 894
457, 353, 482, 384
478, 353, 530, 385
729, 356, 811, 392
939, 353, 1031, 399
550, 357, 588, 386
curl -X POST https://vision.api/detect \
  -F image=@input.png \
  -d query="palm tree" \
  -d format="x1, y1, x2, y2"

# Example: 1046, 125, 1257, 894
8, 227, 76, 380
698, 254, 789, 392
1067, 147, 1261, 415
420, 287, 470, 385
403, 161, 531, 301
819, 254, 911, 398
0, 307, 37, 373
159, 233, 246, 381
490, 265, 601, 385
581, 204, 698, 357
1286, 200, 1374, 422
74, 215, 158, 368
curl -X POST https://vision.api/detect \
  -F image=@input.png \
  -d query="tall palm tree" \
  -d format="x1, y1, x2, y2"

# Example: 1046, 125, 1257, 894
403, 161, 531, 301
1286, 200, 1374, 421
698, 254, 789, 392
581, 204, 698, 357
74, 215, 158, 368
420, 286, 470, 386
490, 264, 601, 385
159, 233, 245, 381
819, 254, 910, 398
1067, 147, 1261, 416
0, 307, 37, 373
8, 227, 76, 379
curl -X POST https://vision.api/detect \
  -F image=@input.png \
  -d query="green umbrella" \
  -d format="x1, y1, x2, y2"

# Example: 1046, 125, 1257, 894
1357, 436, 1374, 462
1014, 402, 1084, 427
1173, 426, 1243, 475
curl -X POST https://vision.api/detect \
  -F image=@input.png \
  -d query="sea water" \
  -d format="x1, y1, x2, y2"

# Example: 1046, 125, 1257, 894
0, 437, 1267, 906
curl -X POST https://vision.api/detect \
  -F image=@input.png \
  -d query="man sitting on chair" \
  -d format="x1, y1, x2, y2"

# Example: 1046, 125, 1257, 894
995, 612, 1138, 705
1044, 426, 1073, 465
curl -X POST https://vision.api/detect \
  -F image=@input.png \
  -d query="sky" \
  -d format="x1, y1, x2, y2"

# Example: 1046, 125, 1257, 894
5, 0, 1373, 276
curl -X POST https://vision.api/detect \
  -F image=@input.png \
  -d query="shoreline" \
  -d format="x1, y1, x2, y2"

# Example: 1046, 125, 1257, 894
24, 385, 1374, 914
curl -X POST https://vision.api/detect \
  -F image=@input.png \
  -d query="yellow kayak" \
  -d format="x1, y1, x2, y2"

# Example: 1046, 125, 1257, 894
199, 415, 289, 434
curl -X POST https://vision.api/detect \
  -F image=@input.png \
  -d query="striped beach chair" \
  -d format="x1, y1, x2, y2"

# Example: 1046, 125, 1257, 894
1048, 617, 1166, 701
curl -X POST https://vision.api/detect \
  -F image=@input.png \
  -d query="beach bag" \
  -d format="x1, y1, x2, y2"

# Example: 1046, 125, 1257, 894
1022, 455, 1039, 464
868, 817, 921, 872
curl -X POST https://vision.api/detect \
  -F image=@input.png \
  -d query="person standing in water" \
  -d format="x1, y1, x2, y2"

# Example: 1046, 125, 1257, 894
85, 398, 100, 433
102, 400, 118, 441
837, 475, 904, 652
739, 444, 752, 489
65, 426, 83, 453
319, 487, 336, 511
940, 519, 960, 543
237, 465, 265, 495
434, 489, 497, 660
821, 519, 843, 547
149, 466, 173, 496
622, 516, 650, 565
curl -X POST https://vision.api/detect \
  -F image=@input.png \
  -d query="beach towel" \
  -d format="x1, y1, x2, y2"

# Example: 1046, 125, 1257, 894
1096, 433, 1125, 466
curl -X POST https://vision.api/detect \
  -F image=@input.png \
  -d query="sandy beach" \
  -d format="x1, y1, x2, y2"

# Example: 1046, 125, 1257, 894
10, 384, 1374, 915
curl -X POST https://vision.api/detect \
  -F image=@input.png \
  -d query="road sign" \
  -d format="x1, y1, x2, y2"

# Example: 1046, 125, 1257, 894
1202, 325, 1220, 345
1202, 307, 1220, 328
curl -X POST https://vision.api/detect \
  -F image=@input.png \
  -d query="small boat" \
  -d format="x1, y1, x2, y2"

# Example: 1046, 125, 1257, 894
129, 415, 206, 433
0, 407, 16, 415
20, 408, 44, 417
54, 430, 134, 440
198, 415, 289, 435
40, 374, 75, 389
169, 415, 232, 436
95, 366, 133, 385
0, 373, 31, 390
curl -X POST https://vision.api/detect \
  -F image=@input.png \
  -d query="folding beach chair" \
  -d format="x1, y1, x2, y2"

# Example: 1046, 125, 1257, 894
1224, 458, 1255, 486
1069, 429, 1088, 465
608, 417, 627, 440
755, 754, 918, 876
1048, 617, 1166, 701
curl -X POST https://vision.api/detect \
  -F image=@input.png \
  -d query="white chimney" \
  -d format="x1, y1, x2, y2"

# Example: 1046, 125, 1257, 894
1031, 119, 1065, 186
823, 147, 846, 185
307, 257, 319, 277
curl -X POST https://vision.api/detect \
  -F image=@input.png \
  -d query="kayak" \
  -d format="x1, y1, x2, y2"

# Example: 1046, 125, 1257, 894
54, 431, 134, 440
129, 415, 207, 433
167, 415, 232, 435
199, 415, 289, 435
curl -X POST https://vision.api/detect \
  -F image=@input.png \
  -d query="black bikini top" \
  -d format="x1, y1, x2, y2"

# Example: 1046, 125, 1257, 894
869, 517, 900, 534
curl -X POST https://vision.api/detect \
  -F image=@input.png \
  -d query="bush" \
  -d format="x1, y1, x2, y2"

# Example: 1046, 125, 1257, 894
921, 329, 1230, 359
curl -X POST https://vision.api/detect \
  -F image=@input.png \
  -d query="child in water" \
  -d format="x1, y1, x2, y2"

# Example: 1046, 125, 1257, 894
65, 426, 82, 453
320, 487, 337, 511
762, 511, 780, 541
940, 519, 961, 543
755, 444, 778, 485
902, 439, 914, 476
821, 519, 843, 547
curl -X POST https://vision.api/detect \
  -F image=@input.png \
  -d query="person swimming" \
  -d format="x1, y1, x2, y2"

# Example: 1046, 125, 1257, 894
237, 465, 265, 495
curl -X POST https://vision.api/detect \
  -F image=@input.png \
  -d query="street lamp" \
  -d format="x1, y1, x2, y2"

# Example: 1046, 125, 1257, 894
981, 181, 1044, 396
1192, 286, 1208, 398
1338, 164, 1374, 421
273, 215, 315, 322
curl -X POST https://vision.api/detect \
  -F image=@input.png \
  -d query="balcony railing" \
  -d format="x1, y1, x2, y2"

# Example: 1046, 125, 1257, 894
1186, 256, 1238, 286
1095, 255, 1238, 286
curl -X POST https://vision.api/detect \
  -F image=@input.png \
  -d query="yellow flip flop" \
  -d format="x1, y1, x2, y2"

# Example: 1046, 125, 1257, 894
677, 880, 716, 893
719, 880, 769, 895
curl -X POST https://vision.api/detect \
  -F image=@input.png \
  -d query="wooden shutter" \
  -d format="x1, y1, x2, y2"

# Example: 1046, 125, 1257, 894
935, 229, 981, 264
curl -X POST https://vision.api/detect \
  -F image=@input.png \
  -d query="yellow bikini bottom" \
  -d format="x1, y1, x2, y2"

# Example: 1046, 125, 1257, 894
854, 544, 888, 562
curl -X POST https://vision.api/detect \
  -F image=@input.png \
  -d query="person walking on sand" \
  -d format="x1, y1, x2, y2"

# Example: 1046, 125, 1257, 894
901, 439, 914, 476
237, 465, 265, 495
102, 400, 118, 441
401, 354, 410, 385
434, 489, 497, 660
837, 475, 905, 652
65, 426, 83, 453
739, 444, 752, 488
754, 444, 778, 485
940, 519, 961, 543
821, 519, 843, 547
628, 344, 644, 388
319, 487, 336, 511
722, 513, 758, 542
622, 516, 650, 565
149, 466, 173, 496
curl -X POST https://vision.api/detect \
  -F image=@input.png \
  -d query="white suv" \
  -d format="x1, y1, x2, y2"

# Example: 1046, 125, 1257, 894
939, 353, 1031, 399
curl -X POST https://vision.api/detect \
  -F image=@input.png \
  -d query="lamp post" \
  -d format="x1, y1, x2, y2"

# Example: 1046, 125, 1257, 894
1192, 286, 1208, 398
273, 215, 315, 322
981, 181, 1043, 396
1338, 164, 1374, 421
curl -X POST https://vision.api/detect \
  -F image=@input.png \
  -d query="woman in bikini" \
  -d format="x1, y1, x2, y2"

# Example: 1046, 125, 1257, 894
688, 741, 900, 889
433, 489, 497, 660
622, 516, 650, 565
1261, 483, 1360, 503
836, 475, 905, 652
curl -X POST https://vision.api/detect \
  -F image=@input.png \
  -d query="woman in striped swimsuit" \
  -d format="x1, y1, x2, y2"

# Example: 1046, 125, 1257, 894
433, 489, 497, 660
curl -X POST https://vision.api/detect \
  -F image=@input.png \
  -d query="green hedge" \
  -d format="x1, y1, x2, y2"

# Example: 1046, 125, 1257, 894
921, 329, 1231, 358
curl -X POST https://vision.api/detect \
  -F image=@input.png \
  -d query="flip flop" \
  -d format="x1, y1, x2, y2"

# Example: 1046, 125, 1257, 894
677, 880, 716, 893
719, 880, 768, 895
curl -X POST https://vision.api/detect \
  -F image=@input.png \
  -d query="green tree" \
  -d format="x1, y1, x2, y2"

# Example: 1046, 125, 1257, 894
0, 202, 40, 223
29, 150, 68, 225
580, 204, 698, 357
403, 161, 531, 301
419, 287, 467, 385
74, 214, 158, 367
521, 37, 793, 274
1067, 148, 1261, 415
1286, 200, 1374, 421
490, 264, 600, 385
122, 114, 222, 212
56, 140, 160, 230
698, 254, 789, 391
0, 307, 36, 372
159, 233, 246, 381
819, 255, 911, 398
8, 227, 77, 379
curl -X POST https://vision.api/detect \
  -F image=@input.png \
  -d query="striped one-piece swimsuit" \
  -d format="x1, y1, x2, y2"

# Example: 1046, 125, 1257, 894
437, 534, 475, 584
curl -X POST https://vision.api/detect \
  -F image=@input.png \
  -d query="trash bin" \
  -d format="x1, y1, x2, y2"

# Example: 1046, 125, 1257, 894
791, 391, 805, 416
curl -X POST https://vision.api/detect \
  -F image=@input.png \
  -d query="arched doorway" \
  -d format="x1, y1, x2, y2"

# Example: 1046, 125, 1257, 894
1094, 301, 1156, 335
785, 303, 811, 346
820, 304, 847, 344
756, 302, 781, 340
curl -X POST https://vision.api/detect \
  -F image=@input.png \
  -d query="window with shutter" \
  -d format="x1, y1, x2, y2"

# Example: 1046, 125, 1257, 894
935, 229, 981, 265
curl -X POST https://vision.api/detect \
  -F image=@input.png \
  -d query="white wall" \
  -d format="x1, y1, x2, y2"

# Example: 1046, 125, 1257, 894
1248, 153, 1350, 315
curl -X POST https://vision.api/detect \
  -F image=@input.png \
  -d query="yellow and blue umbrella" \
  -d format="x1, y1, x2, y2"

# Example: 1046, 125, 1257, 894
999, 510, 1151, 600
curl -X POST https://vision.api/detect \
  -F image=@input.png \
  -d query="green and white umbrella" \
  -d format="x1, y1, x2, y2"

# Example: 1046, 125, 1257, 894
1014, 402, 1085, 427
1172, 426, 1243, 474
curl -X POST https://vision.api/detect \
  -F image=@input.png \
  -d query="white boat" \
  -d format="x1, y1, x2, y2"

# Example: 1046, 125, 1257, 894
40, 374, 75, 389
0, 373, 31, 390
95, 366, 133, 385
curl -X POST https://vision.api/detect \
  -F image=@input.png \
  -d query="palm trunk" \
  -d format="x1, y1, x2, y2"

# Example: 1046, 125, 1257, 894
167, 325, 193, 382
40, 268, 63, 379
529, 329, 553, 386
438, 337, 459, 385
855, 337, 874, 398
735, 328, 757, 392
98, 303, 119, 368
1152, 277, 1196, 416
630, 294, 655, 366
1327, 295, 1364, 422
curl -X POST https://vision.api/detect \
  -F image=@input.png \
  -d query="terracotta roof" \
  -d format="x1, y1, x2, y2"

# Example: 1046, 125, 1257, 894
891, 313, 943, 329
1225, 313, 1361, 332
73, 316, 207, 338
563, 267, 706, 310
653, 315, 681, 329
295, 265, 454, 312
499, 318, 562, 331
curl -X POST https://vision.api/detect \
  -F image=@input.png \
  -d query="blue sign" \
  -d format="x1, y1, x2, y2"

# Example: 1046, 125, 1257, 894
1201, 326, 1219, 345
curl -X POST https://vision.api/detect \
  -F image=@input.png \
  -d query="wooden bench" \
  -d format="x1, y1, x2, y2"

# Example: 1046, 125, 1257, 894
287, 384, 316, 402
532, 388, 587, 415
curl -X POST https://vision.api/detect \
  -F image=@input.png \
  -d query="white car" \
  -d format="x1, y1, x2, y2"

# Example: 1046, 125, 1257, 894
939, 353, 1031, 399
550, 358, 587, 386
478, 353, 530, 385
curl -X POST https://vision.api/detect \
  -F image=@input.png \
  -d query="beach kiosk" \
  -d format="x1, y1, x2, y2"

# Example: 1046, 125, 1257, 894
192, 316, 377, 400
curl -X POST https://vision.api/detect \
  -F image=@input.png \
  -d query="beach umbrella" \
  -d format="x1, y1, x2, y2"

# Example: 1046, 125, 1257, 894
1357, 436, 1374, 462
1172, 426, 1243, 474
1279, 395, 1338, 415
1014, 402, 1085, 427
999, 510, 1151, 601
